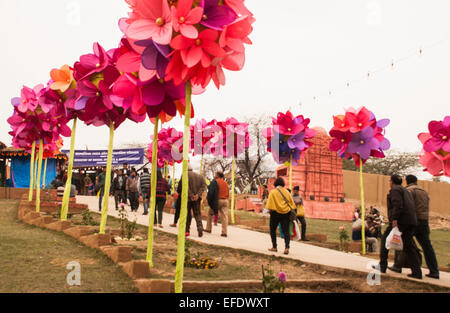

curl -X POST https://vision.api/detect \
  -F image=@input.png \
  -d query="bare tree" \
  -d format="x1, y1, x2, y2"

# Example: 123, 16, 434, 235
342, 150, 420, 177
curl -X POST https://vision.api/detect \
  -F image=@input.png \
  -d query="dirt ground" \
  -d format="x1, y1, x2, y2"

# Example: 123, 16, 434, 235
112, 228, 449, 293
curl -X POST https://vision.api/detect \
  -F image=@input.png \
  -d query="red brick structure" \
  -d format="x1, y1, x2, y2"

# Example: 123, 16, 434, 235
236, 127, 355, 221
275, 127, 345, 202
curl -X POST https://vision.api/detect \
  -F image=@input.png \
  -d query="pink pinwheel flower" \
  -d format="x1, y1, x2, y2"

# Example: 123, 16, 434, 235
347, 127, 380, 161
73, 43, 109, 81
172, 0, 204, 39
126, 0, 173, 45
170, 29, 226, 68
423, 116, 450, 153
111, 73, 142, 110
115, 36, 157, 83
346, 107, 375, 133
200, 0, 237, 31
12, 85, 45, 114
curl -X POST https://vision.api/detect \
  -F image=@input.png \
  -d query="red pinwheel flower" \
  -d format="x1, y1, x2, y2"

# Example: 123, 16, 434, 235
346, 107, 375, 133
172, 0, 204, 39
170, 29, 226, 69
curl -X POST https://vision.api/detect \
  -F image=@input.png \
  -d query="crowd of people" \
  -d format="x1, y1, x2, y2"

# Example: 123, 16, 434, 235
50, 162, 440, 281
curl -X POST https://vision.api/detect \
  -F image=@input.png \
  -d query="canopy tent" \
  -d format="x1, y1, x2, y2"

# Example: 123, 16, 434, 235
0, 147, 66, 188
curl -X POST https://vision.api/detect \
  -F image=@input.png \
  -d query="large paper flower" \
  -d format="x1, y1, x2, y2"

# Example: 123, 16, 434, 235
200, 0, 237, 31
172, 0, 203, 39
329, 106, 390, 166
423, 116, 450, 153
125, 0, 173, 45
264, 111, 315, 165
418, 117, 450, 177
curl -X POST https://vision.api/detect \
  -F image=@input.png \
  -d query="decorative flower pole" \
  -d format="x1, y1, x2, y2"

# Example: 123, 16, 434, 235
210, 118, 251, 224
263, 111, 316, 190
145, 126, 183, 266
123, 0, 255, 293
418, 116, 450, 177
329, 107, 390, 254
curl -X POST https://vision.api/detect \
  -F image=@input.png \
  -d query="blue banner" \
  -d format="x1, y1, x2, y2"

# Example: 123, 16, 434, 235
62, 149, 145, 167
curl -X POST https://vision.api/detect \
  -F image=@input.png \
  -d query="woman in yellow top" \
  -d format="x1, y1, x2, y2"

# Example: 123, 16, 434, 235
266, 177, 295, 255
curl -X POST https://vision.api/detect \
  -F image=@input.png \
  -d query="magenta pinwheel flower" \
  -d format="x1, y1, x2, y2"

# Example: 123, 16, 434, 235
418, 118, 450, 177
73, 43, 109, 81
200, 0, 237, 31
141, 77, 185, 119
329, 130, 353, 155
147, 127, 184, 167
273, 111, 305, 136
423, 116, 450, 153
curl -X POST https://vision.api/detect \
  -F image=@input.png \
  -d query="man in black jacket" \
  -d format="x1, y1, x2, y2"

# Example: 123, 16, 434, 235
376, 175, 422, 279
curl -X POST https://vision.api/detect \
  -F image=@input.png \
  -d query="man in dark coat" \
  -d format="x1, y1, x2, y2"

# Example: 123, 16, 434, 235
206, 177, 219, 219
375, 175, 422, 279
406, 175, 439, 279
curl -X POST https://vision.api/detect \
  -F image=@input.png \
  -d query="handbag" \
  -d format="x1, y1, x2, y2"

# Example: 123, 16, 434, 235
276, 188, 297, 221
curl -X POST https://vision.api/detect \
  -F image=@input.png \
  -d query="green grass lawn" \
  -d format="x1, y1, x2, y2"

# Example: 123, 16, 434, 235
0, 200, 138, 293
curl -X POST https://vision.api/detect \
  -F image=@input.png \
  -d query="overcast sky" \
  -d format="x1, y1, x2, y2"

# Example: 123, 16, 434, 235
1, 0, 449, 180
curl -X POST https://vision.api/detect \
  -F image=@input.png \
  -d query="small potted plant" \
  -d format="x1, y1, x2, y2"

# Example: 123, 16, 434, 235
339, 226, 349, 252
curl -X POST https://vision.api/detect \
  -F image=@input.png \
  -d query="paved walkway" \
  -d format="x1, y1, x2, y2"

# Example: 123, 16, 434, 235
77, 195, 450, 289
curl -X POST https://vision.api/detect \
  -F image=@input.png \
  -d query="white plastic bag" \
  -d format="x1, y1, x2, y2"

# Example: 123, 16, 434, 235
385, 226, 403, 251
293, 220, 301, 241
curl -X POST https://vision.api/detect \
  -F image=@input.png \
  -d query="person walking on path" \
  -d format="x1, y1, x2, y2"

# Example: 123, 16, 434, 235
266, 177, 295, 255
97, 167, 106, 212
375, 175, 422, 279
126, 169, 140, 212
112, 170, 126, 210
406, 175, 440, 279
174, 165, 207, 237
205, 172, 230, 237
140, 168, 151, 215
149, 169, 171, 227
83, 173, 92, 196
292, 186, 308, 241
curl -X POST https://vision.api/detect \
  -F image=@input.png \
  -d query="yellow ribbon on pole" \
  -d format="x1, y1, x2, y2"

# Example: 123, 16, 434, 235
99, 121, 115, 234
199, 154, 203, 176
146, 117, 159, 268
28, 141, 36, 201
42, 158, 48, 189
175, 82, 192, 294
289, 154, 293, 191
231, 157, 236, 224
172, 164, 176, 195
61, 117, 78, 221
35, 140, 43, 213
33, 157, 38, 190
359, 162, 366, 255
